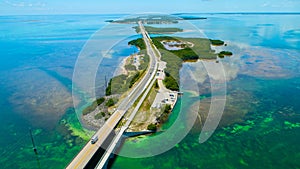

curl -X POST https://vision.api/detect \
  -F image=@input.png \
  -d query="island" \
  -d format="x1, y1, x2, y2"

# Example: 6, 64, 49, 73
107, 15, 179, 24
81, 26, 232, 131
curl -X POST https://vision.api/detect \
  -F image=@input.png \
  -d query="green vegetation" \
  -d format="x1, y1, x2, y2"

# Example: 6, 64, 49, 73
218, 51, 233, 58
152, 36, 216, 90
94, 113, 102, 119
210, 39, 225, 46
105, 79, 112, 96
156, 37, 217, 60
129, 36, 229, 91
147, 123, 157, 131
138, 81, 158, 112
157, 104, 172, 124
129, 37, 181, 91
82, 106, 95, 115
94, 112, 106, 119
96, 97, 105, 105
106, 70, 147, 96
124, 64, 136, 71
163, 72, 179, 91
128, 38, 146, 50
133, 26, 183, 34
154, 80, 159, 89
109, 15, 179, 24
138, 53, 149, 70
180, 16, 207, 20
59, 108, 93, 141
105, 75, 127, 96
106, 44, 149, 96
129, 71, 140, 88
129, 36, 218, 61
106, 98, 115, 107
82, 97, 105, 115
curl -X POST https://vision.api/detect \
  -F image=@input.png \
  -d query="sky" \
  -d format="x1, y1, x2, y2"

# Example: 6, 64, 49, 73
0, 0, 300, 15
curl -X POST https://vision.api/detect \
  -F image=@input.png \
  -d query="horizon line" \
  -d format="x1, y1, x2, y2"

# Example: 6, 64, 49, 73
1, 11, 300, 17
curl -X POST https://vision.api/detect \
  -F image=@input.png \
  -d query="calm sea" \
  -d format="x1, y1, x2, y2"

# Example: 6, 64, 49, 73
0, 14, 299, 169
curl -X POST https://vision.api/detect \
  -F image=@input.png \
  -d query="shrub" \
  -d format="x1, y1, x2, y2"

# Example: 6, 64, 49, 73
96, 97, 105, 105
95, 113, 102, 119
210, 39, 225, 46
163, 73, 179, 91
106, 98, 115, 107
125, 64, 136, 71
129, 72, 140, 88
147, 123, 157, 131
154, 80, 159, 89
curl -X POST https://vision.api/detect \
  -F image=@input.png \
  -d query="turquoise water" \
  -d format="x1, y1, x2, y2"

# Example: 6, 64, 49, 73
0, 14, 299, 168
112, 76, 300, 169
0, 14, 136, 168
111, 14, 300, 169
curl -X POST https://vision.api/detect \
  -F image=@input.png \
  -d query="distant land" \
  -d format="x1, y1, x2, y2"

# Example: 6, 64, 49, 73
106, 14, 207, 24
172, 12, 300, 15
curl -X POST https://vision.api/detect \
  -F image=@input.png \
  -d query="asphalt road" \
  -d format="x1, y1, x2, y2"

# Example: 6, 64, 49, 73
95, 22, 160, 168
66, 22, 158, 169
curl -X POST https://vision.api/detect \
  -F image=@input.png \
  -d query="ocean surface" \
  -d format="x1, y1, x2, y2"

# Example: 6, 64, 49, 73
0, 14, 300, 169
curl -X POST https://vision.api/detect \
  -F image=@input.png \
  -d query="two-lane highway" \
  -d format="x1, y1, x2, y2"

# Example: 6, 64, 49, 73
94, 21, 160, 168
67, 21, 159, 169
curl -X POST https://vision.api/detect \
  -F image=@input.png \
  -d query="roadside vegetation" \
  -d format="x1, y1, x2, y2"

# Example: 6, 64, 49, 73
84, 42, 149, 120
105, 49, 149, 96
129, 71, 140, 88
105, 67, 147, 96
105, 98, 116, 107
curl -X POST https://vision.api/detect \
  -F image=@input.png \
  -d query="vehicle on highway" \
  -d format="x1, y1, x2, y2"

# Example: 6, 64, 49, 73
91, 135, 98, 144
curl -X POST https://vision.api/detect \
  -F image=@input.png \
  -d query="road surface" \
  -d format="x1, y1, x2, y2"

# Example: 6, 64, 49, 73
66, 21, 158, 169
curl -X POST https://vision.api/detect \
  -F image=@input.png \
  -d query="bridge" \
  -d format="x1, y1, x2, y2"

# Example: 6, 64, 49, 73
66, 21, 161, 169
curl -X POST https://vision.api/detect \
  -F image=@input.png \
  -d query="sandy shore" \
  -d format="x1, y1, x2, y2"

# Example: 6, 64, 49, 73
113, 57, 128, 76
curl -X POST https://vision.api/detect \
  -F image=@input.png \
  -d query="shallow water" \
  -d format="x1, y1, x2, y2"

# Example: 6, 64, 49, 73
111, 14, 300, 169
0, 14, 299, 168
0, 14, 137, 168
